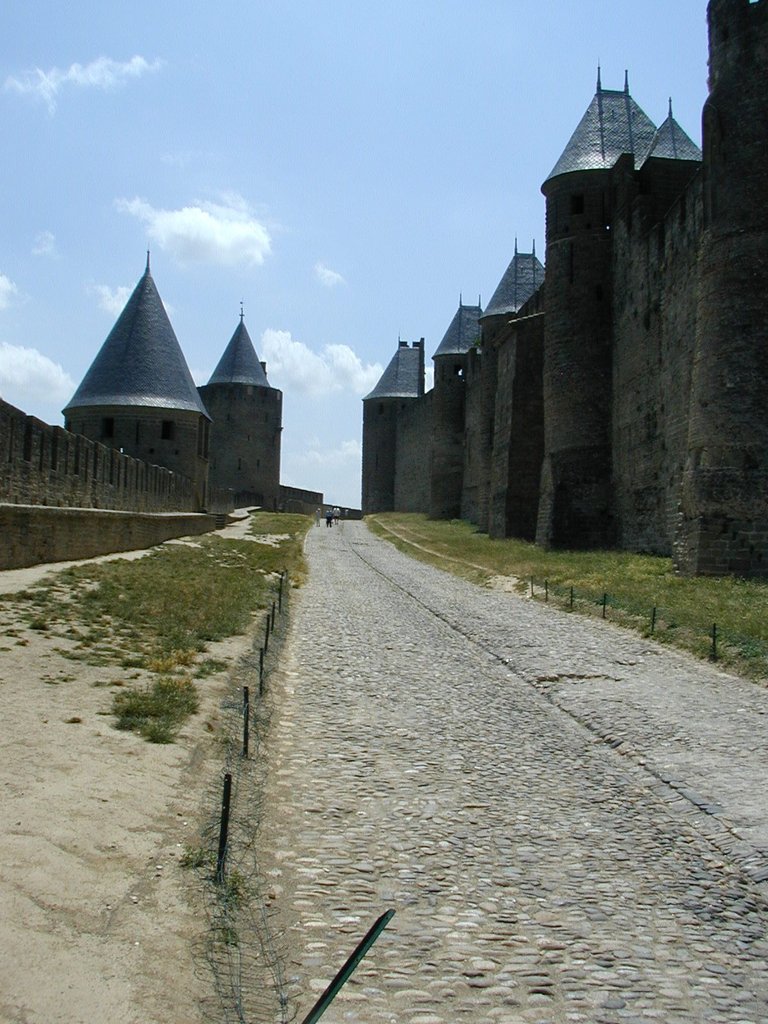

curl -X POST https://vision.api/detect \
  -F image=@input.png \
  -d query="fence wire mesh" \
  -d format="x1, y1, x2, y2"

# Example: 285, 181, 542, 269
185, 577, 297, 1024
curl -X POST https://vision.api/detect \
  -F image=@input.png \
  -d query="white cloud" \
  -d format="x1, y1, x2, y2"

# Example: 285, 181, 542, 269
260, 328, 382, 396
315, 262, 346, 288
88, 280, 175, 319
0, 342, 74, 406
91, 283, 133, 317
0, 274, 18, 310
32, 231, 57, 257
4, 55, 162, 114
116, 194, 272, 267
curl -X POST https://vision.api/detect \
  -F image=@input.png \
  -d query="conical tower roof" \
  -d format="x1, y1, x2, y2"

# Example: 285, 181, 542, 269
364, 342, 423, 400
545, 73, 658, 183
641, 103, 702, 164
483, 247, 545, 319
433, 301, 482, 358
207, 315, 270, 387
64, 260, 209, 417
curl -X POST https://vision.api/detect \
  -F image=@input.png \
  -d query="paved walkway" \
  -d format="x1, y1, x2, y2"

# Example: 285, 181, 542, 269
260, 520, 768, 1024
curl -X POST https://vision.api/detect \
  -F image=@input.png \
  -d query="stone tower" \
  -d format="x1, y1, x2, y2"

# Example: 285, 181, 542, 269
362, 340, 424, 513
63, 258, 211, 509
430, 301, 481, 519
480, 245, 546, 540
677, 0, 768, 575
198, 313, 282, 509
537, 73, 657, 549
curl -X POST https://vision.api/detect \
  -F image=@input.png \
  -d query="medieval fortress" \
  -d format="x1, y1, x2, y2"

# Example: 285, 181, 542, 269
362, 0, 768, 576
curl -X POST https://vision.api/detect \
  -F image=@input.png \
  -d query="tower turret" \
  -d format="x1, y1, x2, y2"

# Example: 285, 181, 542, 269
537, 74, 658, 549
198, 313, 282, 509
430, 300, 481, 519
677, 0, 768, 574
63, 259, 211, 509
361, 339, 424, 513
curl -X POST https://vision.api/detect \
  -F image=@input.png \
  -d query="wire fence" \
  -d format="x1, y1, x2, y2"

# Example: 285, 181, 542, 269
185, 571, 297, 1024
526, 574, 768, 672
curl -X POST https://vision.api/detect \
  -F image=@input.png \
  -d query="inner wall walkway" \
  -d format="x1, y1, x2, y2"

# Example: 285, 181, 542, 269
260, 520, 768, 1024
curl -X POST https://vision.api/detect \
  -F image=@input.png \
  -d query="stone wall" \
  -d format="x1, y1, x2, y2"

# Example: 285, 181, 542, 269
63, 403, 210, 510
612, 171, 703, 554
0, 399, 200, 513
394, 392, 432, 513
489, 301, 545, 540
199, 382, 282, 510
0, 505, 216, 570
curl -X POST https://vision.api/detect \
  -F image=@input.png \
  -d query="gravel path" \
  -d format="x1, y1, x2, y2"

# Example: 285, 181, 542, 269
260, 520, 768, 1024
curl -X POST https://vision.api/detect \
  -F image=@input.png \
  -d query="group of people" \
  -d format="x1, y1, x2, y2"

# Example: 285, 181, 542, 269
316, 506, 342, 528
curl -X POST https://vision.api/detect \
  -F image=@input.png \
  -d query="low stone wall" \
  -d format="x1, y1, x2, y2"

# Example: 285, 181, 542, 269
0, 504, 218, 570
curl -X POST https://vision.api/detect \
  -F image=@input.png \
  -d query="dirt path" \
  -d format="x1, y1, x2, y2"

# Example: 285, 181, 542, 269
0, 524, 256, 1024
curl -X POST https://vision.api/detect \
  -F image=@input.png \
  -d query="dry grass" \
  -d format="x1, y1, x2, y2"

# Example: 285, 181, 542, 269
0, 511, 312, 740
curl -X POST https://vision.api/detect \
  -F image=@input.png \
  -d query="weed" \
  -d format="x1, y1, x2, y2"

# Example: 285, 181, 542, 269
194, 658, 229, 679
113, 676, 200, 743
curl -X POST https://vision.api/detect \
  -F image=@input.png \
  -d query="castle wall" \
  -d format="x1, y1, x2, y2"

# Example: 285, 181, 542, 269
0, 505, 216, 570
362, 399, 398, 512
0, 399, 201, 513
488, 300, 545, 540
394, 392, 432, 513
537, 169, 616, 549
676, 0, 768, 576
461, 346, 494, 528
430, 355, 467, 519
198, 383, 282, 510
63, 404, 209, 510
612, 171, 703, 555
362, 0, 768, 577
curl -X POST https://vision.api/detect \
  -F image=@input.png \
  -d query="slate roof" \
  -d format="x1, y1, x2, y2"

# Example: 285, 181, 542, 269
545, 78, 658, 182
483, 249, 545, 319
433, 302, 482, 358
64, 263, 210, 418
364, 342, 423, 400
206, 317, 270, 387
640, 105, 702, 164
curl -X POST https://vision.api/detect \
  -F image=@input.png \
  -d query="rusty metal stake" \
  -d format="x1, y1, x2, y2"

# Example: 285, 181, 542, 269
215, 772, 232, 885
242, 686, 250, 758
300, 909, 395, 1024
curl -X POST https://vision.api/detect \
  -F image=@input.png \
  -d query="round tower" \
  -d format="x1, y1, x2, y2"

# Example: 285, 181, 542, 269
537, 73, 657, 549
677, 0, 768, 575
430, 301, 481, 520
198, 314, 282, 510
362, 339, 424, 514
63, 258, 211, 509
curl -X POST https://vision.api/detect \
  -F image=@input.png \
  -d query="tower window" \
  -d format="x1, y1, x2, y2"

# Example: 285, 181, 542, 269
102, 417, 115, 439
161, 420, 175, 440
570, 194, 585, 215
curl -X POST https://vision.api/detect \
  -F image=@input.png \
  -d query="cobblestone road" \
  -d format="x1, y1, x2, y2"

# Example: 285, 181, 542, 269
259, 520, 768, 1024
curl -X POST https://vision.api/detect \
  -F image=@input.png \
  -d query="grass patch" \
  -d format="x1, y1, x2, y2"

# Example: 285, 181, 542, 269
3, 511, 312, 742
194, 658, 229, 679
367, 513, 768, 682
113, 676, 200, 743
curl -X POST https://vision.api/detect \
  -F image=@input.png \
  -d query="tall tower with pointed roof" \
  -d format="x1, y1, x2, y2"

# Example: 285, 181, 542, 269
536, 72, 659, 549
198, 314, 282, 509
430, 300, 482, 519
362, 339, 425, 513
63, 259, 211, 508
677, 0, 768, 574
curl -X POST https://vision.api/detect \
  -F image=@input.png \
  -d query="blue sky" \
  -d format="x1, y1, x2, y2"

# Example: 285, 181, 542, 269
0, 1, 709, 508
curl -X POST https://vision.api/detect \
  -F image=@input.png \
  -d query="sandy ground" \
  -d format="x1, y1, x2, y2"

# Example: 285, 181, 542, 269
0, 521, 258, 1024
